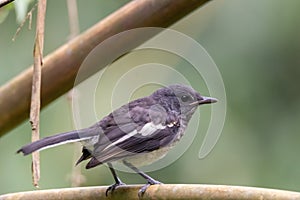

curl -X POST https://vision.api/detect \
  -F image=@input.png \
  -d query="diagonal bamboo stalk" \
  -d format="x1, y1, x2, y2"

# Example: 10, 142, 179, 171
0, 0, 210, 137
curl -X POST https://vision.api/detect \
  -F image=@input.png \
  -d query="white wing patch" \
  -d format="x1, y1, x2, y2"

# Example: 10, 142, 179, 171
103, 130, 137, 151
103, 122, 167, 150
139, 122, 166, 136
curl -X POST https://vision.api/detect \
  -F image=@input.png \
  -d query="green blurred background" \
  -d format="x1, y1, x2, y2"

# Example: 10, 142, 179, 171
1, 0, 300, 195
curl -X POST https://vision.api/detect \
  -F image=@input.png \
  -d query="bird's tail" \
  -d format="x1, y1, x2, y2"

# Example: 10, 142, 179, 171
17, 127, 98, 156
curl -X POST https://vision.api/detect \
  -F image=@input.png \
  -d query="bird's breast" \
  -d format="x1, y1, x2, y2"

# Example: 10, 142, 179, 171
122, 145, 172, 167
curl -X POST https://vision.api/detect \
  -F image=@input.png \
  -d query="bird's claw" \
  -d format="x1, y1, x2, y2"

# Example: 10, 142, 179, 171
106, 182, 126, 196
138, 180, 162, 198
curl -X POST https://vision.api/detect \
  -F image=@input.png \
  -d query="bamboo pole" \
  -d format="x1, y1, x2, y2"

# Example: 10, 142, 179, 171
0, 0, 210, 137
1, 184, 300, 200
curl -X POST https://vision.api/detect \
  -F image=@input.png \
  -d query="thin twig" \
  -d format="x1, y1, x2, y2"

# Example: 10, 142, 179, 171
12, 3, 37, 41
30, 0, 47, 187
67, 0, 79, 39
66, 0, 85, 187
66, 90, 86, 187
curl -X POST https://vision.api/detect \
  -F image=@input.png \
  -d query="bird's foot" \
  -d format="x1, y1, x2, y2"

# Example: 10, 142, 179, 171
106, 181, 126, 196
138, 180, 162, 198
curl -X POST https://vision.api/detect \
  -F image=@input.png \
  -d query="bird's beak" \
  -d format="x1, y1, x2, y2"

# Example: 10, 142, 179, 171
190, 96, 218, 106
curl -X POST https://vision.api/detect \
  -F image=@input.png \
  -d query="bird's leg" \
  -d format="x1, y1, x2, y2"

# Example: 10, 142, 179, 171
106, 162, 125, 196
123, 160, 162, 197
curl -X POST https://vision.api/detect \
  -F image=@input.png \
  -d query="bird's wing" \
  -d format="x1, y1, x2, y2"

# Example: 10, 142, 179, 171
85, 105, 180, 169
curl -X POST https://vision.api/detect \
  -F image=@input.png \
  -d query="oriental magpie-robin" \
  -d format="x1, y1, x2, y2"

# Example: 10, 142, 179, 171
18, 84, 217, 196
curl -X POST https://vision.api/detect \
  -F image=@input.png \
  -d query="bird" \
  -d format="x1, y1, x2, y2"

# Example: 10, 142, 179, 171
17, 84, 217, 197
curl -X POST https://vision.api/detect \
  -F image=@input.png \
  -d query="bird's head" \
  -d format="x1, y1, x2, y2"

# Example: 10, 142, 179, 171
151, 84, 217, 118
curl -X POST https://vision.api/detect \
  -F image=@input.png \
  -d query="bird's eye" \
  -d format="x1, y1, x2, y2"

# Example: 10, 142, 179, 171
181, 95, 192, 102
